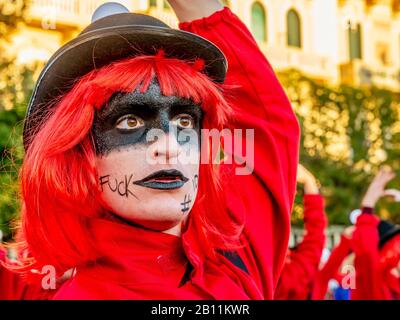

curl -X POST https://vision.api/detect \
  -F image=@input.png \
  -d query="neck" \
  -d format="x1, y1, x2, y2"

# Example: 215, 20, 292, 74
163, 221, 182, 237
104, 210, 185, 237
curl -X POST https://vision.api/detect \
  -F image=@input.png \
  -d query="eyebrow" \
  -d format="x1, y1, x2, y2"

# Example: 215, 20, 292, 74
98, 92, 202, 120
169, 102, 202, 116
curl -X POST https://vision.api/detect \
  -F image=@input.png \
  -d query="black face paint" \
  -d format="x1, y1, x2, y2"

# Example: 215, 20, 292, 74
92, 81, 203, 156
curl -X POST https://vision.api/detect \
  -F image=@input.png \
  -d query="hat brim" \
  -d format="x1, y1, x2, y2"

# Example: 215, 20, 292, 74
24, 25, 227, 145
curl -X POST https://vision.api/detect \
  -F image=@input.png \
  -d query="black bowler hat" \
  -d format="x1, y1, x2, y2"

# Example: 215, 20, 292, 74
378, 220, 400, 248
23, 2, 227, 147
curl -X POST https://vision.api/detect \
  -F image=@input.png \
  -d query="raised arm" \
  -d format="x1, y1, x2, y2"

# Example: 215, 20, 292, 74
275, 165, 327, 299
352, 212, 382, 299
311, 231, 353, 300
351, 167, 395, 300
169, 0, 300, 297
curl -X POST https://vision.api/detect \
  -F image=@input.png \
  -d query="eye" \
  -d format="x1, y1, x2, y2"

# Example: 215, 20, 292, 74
115, 114, 144, 130
172, 114, 195, 129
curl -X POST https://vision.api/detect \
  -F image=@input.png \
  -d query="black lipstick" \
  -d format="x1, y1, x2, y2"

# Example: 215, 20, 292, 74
133, 169, 189, 190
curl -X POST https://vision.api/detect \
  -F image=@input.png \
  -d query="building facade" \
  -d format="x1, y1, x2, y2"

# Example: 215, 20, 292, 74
9, 0, 400, 91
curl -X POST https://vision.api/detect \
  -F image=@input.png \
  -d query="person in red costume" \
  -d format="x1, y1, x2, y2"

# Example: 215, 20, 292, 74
312, 167, 400, 300
275, 164, 327, 300
4, 0, 299, 300
0, 247, 56, 299
351, 167, 400, 299
312, 226, 354, 300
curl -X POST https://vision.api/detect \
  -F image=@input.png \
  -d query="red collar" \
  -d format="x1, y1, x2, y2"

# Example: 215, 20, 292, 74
79, 218, 189, 287
70, 217, 262, 299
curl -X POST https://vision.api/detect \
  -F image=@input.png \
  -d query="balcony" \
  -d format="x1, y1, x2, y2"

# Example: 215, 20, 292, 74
340, 60, 400, 91
260, 44, 338, 83
365, 0, 400, 15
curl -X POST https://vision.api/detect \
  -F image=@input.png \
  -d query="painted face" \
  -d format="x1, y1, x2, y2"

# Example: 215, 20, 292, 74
93, 81, 202, 233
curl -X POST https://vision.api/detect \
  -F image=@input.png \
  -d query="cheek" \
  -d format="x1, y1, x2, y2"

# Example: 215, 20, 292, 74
96, 148, 146, 177
178, 167, 199, 216
96, 148, 146, 213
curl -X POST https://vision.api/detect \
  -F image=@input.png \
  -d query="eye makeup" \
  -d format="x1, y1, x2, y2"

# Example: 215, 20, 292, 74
92, 81, 203, 156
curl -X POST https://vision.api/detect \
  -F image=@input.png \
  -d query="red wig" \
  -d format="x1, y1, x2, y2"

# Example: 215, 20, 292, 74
11, 52, 241, 276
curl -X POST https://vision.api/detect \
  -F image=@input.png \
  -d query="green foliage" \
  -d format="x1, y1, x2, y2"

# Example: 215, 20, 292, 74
278, 70, 400, 226
0, 105, 25, 239
0, 65, 34, 239
0, 0, 26, 40
0, 0, 31, 239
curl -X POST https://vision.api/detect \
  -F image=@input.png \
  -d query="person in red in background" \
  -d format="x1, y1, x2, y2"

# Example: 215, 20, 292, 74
275, 164, 327, 300
352, 166, 400, 299
6, 0, 299, 299
0, 246, 56, 299
312, 167, 400, 300
312, 225, 354, 300
377, 220, 400, 299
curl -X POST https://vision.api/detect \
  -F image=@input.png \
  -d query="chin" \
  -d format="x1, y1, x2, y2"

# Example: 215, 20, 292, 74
117, 205, 186, 228
131, 217, 183, 233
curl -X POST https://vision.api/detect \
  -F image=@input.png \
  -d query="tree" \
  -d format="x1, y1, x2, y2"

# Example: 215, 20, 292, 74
278, 70, 400, 226
0, 0, 34, 240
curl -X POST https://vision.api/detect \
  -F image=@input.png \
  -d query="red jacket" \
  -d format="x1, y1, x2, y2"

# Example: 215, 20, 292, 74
53, 7, 299, 300
313, 213, 399, 300
351, 214, 393, 300
312, 233, 352, 300
275, 194, 327, 299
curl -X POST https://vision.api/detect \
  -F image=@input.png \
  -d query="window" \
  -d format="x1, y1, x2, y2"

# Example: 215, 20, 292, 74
348, 23, 362, 60
251, 2, 267, 42
287, 9, 302, 48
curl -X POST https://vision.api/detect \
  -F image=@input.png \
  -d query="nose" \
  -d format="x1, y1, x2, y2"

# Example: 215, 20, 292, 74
149, 130, 181, 163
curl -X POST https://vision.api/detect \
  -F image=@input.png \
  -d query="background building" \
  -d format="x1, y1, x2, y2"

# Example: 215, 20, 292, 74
9, 0, 400, 92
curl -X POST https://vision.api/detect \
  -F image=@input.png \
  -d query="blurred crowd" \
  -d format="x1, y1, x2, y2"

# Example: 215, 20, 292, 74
276, 165, 400, 300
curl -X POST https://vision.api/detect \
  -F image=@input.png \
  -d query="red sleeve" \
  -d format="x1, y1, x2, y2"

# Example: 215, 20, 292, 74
352, 213, 385, 300
275, 194, 327, 299
0, 248, 54, 300
180, 8, 300, 299
311, 235, 352, 300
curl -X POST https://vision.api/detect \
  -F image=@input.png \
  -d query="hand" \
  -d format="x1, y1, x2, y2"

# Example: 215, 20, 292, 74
297, 164, 319, 194
382, 189, 400, 202
342, 226, 355, 240
361, 166, 396, 208
167, 0, 223, 22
